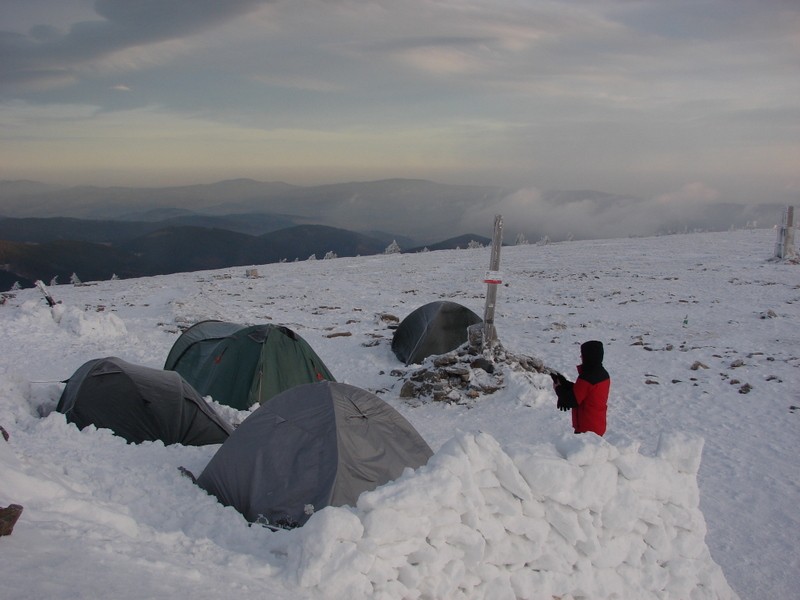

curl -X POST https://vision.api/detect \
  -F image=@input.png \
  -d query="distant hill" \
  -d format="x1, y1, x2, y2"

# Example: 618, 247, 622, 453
262, 225, 387, 261
0, 270, 34, 292
0, 178, 509, 242
0, 239, 145, 283
0, 213, 306, 245
120, 227, 268, 274
0, 224, 399, 289
0, 217, 157, 245
0, 180, 65, 200
406, 233, 492, 253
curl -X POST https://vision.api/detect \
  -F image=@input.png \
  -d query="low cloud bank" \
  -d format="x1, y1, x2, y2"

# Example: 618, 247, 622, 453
458, 182, 776, 242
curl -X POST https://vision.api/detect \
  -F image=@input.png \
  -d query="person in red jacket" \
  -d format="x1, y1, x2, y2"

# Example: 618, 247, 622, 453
551, 340, 610, 436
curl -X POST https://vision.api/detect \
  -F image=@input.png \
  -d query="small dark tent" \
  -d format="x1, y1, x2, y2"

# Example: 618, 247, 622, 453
56, 357, 232, 446
391, 301, 483, 365
197, 381, 433, 527
164, 320, 335, 410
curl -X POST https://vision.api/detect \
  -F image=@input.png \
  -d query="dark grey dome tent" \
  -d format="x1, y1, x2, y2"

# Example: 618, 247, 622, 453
197, 381, 433, 527
56, 357, 232, 446
164, 320, 335, 410
391, 300, 483, 365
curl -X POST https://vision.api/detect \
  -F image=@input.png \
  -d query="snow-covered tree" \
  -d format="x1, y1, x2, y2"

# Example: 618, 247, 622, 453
515, 233, 528, 245
10, 281, 21, 291
384, 240, 401, 254
49, 276, 58, 286
110, 273, 119, 281
70, 273, 82, 285
537, 235, 551, 246
324, 251, 337, 260
307, 254, 317, 261
467, 239, 484, 249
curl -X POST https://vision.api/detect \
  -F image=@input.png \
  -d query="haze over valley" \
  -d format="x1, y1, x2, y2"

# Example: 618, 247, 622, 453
0, 177, 787, 290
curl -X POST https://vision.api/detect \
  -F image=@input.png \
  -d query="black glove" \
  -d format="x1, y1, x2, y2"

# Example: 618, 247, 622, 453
553, 373, 576, 411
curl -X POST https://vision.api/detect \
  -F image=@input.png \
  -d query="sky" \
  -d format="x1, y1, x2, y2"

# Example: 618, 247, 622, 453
1, 0, 799, 205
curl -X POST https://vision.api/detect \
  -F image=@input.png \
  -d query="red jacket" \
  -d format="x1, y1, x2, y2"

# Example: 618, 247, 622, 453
571, 340, 610, 436
572, 365, 610, 436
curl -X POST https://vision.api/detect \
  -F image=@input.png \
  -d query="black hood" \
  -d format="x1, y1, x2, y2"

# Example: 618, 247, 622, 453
580, 340, 604, 368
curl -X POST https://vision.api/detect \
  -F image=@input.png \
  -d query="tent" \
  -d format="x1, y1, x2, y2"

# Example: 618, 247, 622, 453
56, 357, 232, 446
391, 301, 483, 365
164, 320, 335, 410
197, 381, 433, 527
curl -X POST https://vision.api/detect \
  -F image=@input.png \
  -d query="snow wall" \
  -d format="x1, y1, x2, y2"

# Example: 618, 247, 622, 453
280, 431, 737, 600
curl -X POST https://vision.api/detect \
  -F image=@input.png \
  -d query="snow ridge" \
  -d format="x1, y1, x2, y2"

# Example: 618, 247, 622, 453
277, 431, 737, 599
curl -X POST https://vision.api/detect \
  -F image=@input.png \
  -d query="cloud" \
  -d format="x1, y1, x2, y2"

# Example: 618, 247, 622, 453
456, 182, 736, 242
653, 182, 720, 206
0, 0, 798, 203
1, 0, 272, 91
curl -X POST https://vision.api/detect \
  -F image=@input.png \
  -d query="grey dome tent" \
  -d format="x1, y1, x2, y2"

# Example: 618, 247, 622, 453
164, 320, 335, 410
197, 381, 433, 527
56, 357, 232, 446
391, 301, 482, 365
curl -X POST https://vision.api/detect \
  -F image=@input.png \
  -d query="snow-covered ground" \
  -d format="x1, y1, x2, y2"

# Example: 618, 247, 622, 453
1, 228, 797, 599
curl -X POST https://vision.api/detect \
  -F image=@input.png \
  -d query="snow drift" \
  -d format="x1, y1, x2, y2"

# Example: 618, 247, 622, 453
276, 430, 734, 599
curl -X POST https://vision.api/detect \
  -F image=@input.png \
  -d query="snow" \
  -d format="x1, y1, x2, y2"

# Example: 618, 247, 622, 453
1, 228, 798, 599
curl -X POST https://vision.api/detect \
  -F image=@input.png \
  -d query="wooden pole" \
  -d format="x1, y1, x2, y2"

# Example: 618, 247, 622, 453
784, 206, 795, 258
775, 206, 796, 259
483, 215, 503, 347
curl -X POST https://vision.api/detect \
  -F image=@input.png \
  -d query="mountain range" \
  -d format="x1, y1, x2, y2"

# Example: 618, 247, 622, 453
0, 218, 490, 291
0, 177, 787, 291
0, 178, 509, 238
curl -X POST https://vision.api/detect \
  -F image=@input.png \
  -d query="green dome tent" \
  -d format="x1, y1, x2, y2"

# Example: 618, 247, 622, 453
391, 301, 482, 365
197, 381, 433, 527
164, 320, 335, 410
56, 356, 232, 446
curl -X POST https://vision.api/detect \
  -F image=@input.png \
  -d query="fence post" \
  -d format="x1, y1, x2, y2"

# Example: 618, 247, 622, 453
775, 206, 796, 259
482, 215, 503, 348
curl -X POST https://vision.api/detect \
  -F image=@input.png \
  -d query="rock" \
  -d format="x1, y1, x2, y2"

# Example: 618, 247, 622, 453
470, 357, 495, 373
433, 354, 457, 367
396, 340, 548, 405
444, 366, 470, 377
0, 504, 23, 536
399, 381, 417, 398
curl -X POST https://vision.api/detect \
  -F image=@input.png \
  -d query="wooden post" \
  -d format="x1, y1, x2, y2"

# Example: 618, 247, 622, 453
483, 215, 503, 348
775, 206, 796, 259
35, 280, 56, 307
